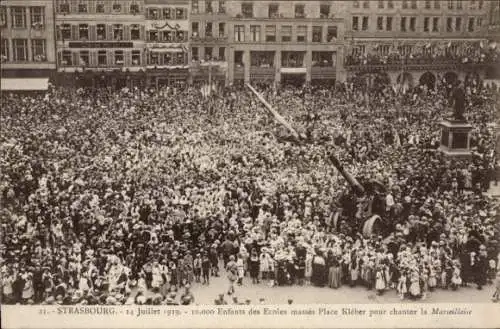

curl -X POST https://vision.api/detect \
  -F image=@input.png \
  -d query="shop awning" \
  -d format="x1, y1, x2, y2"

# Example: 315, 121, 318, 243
1, 78, 49, 91
150, 48, 184, 53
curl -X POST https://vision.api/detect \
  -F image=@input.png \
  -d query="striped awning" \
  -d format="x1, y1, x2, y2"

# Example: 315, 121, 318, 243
1, 78, 49, 91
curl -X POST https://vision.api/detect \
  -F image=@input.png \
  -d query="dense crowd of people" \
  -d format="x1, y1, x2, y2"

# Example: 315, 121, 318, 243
0, 72, 499, 306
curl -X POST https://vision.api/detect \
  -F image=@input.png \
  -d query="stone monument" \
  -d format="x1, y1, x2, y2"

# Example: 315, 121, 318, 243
439, 82, 473, 158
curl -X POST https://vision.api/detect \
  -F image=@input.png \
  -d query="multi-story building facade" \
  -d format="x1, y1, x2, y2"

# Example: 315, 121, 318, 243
225, 0, 345, 85
144, 0, 189, 87
343, 0, 489, 88
189, 0, 229, 83
54, 0, 146, 88
0, 0, 56, 91
485, 0, 500, 85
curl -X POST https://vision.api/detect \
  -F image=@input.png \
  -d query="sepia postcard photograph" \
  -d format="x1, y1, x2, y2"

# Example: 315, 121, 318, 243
0, 0, 499, 328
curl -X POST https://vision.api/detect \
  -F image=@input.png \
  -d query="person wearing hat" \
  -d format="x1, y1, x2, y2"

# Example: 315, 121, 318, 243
226, 255, 238, 295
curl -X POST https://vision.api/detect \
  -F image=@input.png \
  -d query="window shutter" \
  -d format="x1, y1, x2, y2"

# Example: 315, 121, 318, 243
124, 25, 130, 40
107, 24, 113, 40
70, 0, 77, 13
125, 49, 132, 66
71, 25, 78, 40
72, 52, 79, 66
89, 25, 96, 41
108, 49, 113, 65
89, 50, 95, 66
57, 51, 62, 66
88, 0, 95, 13
104, 1, 111, 13
140, 25, 145, 41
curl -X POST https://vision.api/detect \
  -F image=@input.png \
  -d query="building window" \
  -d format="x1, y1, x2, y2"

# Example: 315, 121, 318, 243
250, 25, 261, 42
468, 17, 474, 31
456, 0, 462, 9
205, 22, 213, 37
352, 16, 359, 31
131, 25, 140, 40
192, 0, 199, 14
61, 24, 71, 39
234, 25, 244, 42
411, 0, 417, 9
96, 24, 105, 40
388, 0, 394, 8
432, 17, 439, 31
401, 16, 407, 31
11, 7, 26, 28
98, 50, 107, 65
297, 25, 307, 42
448, 0, 453, 9
455, 17, 461, 31
446, 17, 453, 32
378, 45, 390, 56
78, 50, 88, 66
219, 23, 225, 37
425, 0, 431, 9
377, 16, 384, 30
423, 17, 430, 31
205, 47, 213, 60
130, 2, 139, 14
218, 47, 225, 60
149, 8, 159, 19
281, 25, 292, 42
402, 0, 408, 9
163, 8, 172, 19
362, 16, 369, 30
176, 8, 186, 19
78, 0, 87, 13
163, 30, 172, 42
434, 0, 440, 9
0, 7, 6, 28
62, 50, 72, 65
112, 2, 122, 12
398, 45, 413, 56
477, 17, 482, 28
282, 51, 304, 67
30, 7, 45, 29
268, 4, 279, 18
113, 24, 123, 40
353, 1, 360, 8
163, 52, 172, 65
176, 30, 185, 41
192, 22, 199, 37
327, 26, 337, 41
295, 4, 305, 18
362, 1, 369, 8
31, 39, 46, 61
131, 50, 141, 65
191, 47, 198, 61
320, 3, 330, 18
478, 0, 483, 9
79, 24, 89, 40
1, 38, 9, 62
149, 52, 159, 65
265, 25, 276, 42
215, 0, 225, 13
409, 17, 416, 31
378, 1, 384, 9
206, 0, 213, 13
312, 26, 322, 42
242, 2, 253, 18
115, 50, 124, 65
149, 31, 159, 41
96, 1, 105, 13
59, 0, 70, 13
13, 39, 27, 61
386, 16, 393, 31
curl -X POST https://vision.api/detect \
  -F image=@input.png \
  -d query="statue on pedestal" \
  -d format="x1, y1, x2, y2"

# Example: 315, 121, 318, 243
450, 81, 466, 122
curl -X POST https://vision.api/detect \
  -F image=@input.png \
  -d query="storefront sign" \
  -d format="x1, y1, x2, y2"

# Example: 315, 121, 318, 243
68, 42, 134, 48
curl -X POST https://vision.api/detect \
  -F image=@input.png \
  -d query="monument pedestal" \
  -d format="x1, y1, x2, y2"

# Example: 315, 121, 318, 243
439, 120, 473, 158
